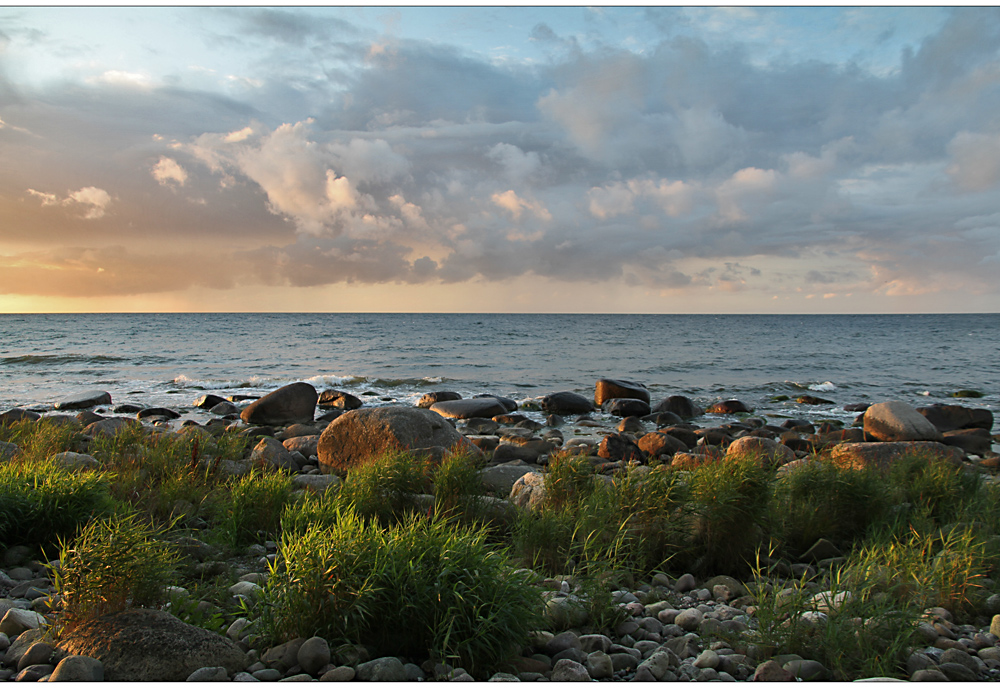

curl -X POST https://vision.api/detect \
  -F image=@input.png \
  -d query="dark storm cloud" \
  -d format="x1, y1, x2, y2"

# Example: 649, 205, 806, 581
1, 7, 999, 301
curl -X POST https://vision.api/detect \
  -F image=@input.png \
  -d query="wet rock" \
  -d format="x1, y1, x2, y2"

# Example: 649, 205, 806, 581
594, 379, 650, 407
241, 383, 317, 426
475, 394, 518, 412
601, 398, 651, 418
194, 394, 228, 409
796, 395, 834, 405
652, 396, 703, 419
431, 398, 508, 420
706, 400, 751, 414
317, 390, 362, 410
137, 407, 181, 420
541, 392, 594, 416
864, 401, 943, 442
53, 390, 112, 410
210, 402, 240, 416
417, 392, 462, 408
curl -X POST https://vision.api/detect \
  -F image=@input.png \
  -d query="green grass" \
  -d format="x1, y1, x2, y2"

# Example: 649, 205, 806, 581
212, 469, 295, 550
258, 504, 543, 677
0, 457, 119, 551
52, 511, 181, 634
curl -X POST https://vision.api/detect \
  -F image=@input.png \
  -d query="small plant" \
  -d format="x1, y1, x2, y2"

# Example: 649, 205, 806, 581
545, 452, 596, 509
336, 450, 434, 524
258, 506, 543, 678
213, 469, 294, 550
885, 452, 982, 525
684, 454, 771, 575
0, 458, 118, 551
52, 511, 181, 633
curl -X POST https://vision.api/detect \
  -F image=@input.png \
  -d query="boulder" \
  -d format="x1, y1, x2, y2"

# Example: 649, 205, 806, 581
541, 392, 594, 416
283, 435, 319, 457
594, 379, 650, 407
49, 451, 99, 471
317, 390, 362, 410
492, 442, 550, 464
49, 655, 105, 682
137, 407, 181, 420
706, 400, 751, 414
637, 432, 688, 459
917, 404, 994, 433
479, 464, 541, 495
864, 401, 943, 442
509, 472, 546, 511
652, 396, 703, 419
317, 407, 471, 474
249, 437, 300, 471
84, 417, 140, 438
430, 398, 508, 420
829, 441, 963, 472
0, 409, 41, 426
416, 391, 462, 408
240, 383, 317, 426
942, 428, 993, 456
56, 608, 247, 682
725, 436, 796, 467
193, 394, 228, 409
601, 398, 651, 418
53, 391, 112, 411
474, 394, 518, 412
598, 434, 644, 462
209, 402, 240, 416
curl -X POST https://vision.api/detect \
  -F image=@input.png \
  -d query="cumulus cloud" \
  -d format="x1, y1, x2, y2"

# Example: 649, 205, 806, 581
2, 7, 1000, 306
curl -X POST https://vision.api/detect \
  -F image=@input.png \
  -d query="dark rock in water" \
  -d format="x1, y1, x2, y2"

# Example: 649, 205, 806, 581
494, 413, 528, 425
652, 395, 703, 419
54, 391, 112, 411
463, 417, 500, 434
796, 395, 833, 405
240, 383, 317, 426
864, 401, 943, 442
227, 394, 259, 402
113, 404, 144, 414
645, 411, 683, 427
137, 407, 181, 420
546, 414, 564, 427
595, 379, 650, 407
317, 406, 475, 474
431, 398, 508, 420
662, 426, 699, 449
951, 389, 984, 398
416, 391, 462, 409
209, 401, 240, 416
76, 410, 104, 426
317, 390, 363, 410
843, 402, 870, 412
0, 409, 41, 426
829, 441, 963, 472
475, 394, 517, 412
916, 404, 994, 433
706, 399, 751, 414
315, 409, 344, 423
617, 416, 645, 434
541, 391, 594, 416
193, 394, 227, 409
56, 608, 247, 681
781, 419, 815, 433
942, 428, 993, 456
598, 434, 644, 462
602, 398, 651, 418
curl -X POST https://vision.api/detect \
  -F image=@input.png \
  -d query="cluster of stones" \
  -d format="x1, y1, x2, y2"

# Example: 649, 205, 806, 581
1, 379, 998, 681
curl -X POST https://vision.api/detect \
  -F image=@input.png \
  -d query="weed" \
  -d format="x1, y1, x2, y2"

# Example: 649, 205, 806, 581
258, 505, 542, 677
213, 469, 294, 551
336, 450, 433, 524
51, 511, 181, 634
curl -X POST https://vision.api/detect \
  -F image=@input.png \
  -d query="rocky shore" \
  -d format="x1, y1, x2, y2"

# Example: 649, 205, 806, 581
1, 377, 999, 682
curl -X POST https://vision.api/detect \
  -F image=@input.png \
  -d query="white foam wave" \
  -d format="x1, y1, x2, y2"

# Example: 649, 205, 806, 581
809, 381, 837, 392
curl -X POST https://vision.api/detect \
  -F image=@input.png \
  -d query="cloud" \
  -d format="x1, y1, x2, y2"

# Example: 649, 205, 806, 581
26, 186, 112, 219
151, 157, 188, 187
947, 131, 1000, 192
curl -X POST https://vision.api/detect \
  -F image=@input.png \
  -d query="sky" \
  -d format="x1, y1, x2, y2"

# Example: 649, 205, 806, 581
1, 6, 999, 314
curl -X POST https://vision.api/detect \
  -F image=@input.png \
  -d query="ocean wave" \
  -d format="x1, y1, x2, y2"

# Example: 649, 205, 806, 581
808, 381, 837, 392
3, 354, 130, 365
170, 374, 278, 390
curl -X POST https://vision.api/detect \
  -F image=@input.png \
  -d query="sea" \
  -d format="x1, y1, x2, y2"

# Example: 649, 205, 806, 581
1, 313, 998, 427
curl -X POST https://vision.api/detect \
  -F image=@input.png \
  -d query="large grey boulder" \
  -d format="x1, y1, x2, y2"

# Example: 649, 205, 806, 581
56, 608, 247, 682
540, 392, 594, 416
594, 379, 650, 407
53, 391, 112, 410
725, 436, 796, 467
317, 406, 472, 474
240, 383, 317, 426
430, 398, 508, 419
864, 401, 944, 442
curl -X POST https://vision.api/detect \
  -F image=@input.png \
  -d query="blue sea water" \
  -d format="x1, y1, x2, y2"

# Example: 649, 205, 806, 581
0, 313, 998, 425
